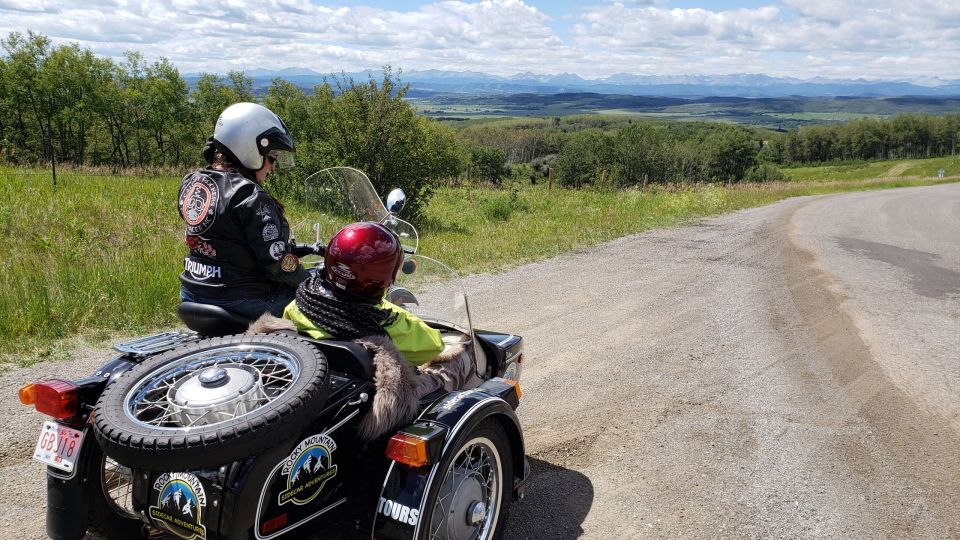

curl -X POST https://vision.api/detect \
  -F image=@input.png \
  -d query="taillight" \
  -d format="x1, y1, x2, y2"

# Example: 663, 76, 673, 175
386, 434, 431, 468
19, 380, 79, 419
502, 378, 522, 400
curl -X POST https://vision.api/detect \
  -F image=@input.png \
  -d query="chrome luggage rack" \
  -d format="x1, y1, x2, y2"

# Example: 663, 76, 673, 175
113, 331, 200, 356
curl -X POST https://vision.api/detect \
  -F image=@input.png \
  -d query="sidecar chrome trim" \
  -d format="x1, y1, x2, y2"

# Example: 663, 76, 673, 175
324, 408, 360, 436
254, 497, 347, 540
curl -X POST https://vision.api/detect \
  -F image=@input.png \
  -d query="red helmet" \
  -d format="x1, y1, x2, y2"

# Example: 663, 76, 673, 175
324, 222, 403, 300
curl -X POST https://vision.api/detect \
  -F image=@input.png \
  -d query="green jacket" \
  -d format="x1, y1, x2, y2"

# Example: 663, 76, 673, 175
283, 299, 444, 366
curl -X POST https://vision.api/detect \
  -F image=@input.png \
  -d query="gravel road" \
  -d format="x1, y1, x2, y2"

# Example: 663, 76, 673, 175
2, 184, 957, 539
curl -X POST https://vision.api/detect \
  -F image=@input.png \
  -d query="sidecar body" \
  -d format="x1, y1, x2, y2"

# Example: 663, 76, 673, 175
35, 306, 526, 540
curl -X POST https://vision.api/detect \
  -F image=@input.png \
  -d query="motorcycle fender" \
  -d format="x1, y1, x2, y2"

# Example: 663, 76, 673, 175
46, 473, 89, 540
373, 382, 525, 540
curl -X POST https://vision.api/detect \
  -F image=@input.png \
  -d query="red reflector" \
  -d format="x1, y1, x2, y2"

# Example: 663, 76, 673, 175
386, 434, 430, 468
261, 513, 288, 534
33, 380, 79, 419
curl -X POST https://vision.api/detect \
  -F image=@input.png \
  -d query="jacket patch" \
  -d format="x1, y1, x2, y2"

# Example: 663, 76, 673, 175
269, 241, 286, 260
256, 203, 274, 223
262, 223, 279, 242
280, 253, 299, 273
186, 236, 217, 258
185, 258, 222, 282
180, 176, 220, 235
149, 472, 207, 540
278, 434, 339, 506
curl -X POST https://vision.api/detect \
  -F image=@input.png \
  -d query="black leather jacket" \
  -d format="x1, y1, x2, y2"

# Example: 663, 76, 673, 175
178, 168, 309, 299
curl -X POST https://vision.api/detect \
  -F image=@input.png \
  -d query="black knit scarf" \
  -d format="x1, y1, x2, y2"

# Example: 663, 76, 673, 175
295, 275, 398, 339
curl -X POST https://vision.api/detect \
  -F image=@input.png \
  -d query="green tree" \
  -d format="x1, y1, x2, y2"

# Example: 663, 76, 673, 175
553, 129, 614, 188
469, 145, 507, 184
324, 68, 464, 217
702, 126, 759, 182
615, 123, 669, 186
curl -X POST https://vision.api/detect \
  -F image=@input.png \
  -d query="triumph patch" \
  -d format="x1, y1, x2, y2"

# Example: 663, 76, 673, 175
278, 433, 338, 506
280, 253, 299, 273
185, 258, 222, 282
149, 472, 207, 540
179, 176, 220, 235
269, 241, 286, 260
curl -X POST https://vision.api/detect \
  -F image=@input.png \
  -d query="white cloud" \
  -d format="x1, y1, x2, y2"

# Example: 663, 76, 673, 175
0, 0, 956, 81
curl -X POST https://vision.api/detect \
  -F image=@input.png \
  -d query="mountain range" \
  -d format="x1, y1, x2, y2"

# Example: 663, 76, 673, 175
217, 69, 960, 98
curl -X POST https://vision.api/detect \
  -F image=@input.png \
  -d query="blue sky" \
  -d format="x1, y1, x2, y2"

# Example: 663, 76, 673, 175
1, 0, 957, 83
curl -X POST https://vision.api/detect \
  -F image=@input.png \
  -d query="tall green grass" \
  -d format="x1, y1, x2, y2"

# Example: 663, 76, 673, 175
0, 170, 185, 355
0, 161, 956, 360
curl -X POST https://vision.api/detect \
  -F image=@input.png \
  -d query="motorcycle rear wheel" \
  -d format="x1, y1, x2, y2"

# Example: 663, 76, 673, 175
85, 443, 144, 539
93, 333, 329, 470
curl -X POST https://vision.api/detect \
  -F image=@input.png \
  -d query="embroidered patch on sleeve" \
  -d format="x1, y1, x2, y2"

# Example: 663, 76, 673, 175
262, 223, 280, 242
256, 203, 275, 223
280, 253, 299, 273
269, 241, 286, 260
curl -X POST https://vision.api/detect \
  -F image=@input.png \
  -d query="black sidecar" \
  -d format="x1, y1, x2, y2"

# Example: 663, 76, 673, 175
30, 302, 527, 540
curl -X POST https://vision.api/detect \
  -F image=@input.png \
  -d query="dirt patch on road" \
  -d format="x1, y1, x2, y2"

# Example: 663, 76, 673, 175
529, 431, 600, 470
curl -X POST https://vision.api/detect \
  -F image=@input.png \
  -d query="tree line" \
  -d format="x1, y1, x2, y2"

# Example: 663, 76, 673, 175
763, 114, 960, 164
0, 31, 463, 217
462, 113, 960, 188
2, 30, 957, 196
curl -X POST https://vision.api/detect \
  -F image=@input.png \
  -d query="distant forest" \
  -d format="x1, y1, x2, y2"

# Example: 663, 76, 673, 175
2, 31, 958, 190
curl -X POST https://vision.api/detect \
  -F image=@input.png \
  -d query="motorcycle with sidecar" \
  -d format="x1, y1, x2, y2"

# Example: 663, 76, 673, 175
18, 167, 528, 540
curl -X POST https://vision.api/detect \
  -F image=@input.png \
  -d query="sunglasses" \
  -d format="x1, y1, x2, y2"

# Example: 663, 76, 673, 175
266, 154, 278, 165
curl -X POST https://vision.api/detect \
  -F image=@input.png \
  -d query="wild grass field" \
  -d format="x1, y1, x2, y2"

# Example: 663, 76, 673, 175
1, 161, 955, 363
782, 156, 959, 182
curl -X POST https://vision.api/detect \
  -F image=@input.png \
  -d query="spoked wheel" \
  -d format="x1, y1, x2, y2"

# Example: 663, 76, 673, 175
94, 334, 328, 470
422, 420, 513, 540
84, 443, 144, 539
100, 455, 137, 518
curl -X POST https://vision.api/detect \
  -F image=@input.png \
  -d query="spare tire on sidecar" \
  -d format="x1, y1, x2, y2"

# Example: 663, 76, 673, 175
93, 333, 329, 470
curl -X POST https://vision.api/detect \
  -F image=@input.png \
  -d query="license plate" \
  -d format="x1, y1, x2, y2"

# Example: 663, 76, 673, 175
33, 421, 85, 473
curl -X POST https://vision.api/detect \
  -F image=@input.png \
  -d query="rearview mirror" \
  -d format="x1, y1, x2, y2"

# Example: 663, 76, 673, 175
386, 188, 406, 214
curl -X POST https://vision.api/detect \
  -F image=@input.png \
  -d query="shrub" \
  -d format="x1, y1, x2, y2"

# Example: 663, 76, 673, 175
469, 145, 508, 184
744, 163, 787, 183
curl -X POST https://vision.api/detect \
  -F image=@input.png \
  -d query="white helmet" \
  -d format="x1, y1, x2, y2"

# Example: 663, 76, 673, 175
213, 102, 295, 170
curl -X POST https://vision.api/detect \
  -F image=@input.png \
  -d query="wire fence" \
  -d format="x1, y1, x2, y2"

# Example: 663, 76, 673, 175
0, 165, 184, 181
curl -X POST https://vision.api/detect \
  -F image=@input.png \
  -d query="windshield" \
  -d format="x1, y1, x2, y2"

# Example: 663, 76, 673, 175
299, 167, 471, 335
392, 255, 472, 335
300, 167, 418, 254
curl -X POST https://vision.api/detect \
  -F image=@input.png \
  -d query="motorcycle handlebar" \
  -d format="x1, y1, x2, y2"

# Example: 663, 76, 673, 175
292, 243, 324, 257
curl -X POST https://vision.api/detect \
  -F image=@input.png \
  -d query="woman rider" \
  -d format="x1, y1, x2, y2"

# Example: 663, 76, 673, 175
178, 102, 309, 319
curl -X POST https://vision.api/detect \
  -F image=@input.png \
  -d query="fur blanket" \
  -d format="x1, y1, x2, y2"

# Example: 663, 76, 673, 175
248, 314, 468, 440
